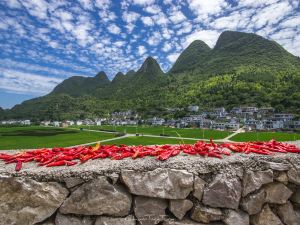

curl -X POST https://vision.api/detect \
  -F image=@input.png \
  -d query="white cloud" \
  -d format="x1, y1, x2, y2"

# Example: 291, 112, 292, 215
169, 10, 187, 24
167, 53, 180, 63
279, 15, 300, 28
72, 23, 93, 46
152, 12, 169, 25
107, 24, 121, 34
162, 42, 172, 52
122, 11, 140, 23
79, 0, 93, 10
0, 59, 88, 78
187, 0, 228, 20
237, 0, 279, 8
115, 41, 125, 47
6, 0, 21, 9
95, 0, 111, 9
184, 29, 220, 48
141, 16, 154, 26
125, 23, 135, 32
144, 5, 161, 14
250, 1, 293, 29
138, 45, 147, 55
162, 28, 173, 39
22, 0, 49, 20
0, 68, 63, 94
147, 31, 161, 46
176, 22, 193, 35
132, 0, 155, 6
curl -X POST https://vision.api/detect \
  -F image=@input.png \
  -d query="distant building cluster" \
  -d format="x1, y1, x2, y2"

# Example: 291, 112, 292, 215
1, 106, 299, 132
0, 119, 31, 126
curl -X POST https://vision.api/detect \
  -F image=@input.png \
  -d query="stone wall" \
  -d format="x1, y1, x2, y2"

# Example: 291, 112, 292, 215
1, 155, 300, 225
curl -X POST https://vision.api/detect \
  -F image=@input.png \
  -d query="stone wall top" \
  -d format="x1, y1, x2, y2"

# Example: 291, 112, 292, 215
0, 152, 299, 181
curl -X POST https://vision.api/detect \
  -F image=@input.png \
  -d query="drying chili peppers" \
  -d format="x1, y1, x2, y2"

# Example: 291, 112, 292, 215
0, 139, 299, 172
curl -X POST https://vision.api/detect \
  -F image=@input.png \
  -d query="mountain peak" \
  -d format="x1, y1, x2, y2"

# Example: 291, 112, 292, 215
137, 56, 164, 75
112, 72, 125, 83
126, 70, 135, 77
95, 71, 109, 81
170, 40, 211, 74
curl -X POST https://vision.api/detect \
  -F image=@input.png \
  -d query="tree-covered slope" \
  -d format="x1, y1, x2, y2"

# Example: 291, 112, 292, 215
200, 31, 300, 74
51, 71, 110, 97
3, 30, 300, 120
170, 40, 211, 74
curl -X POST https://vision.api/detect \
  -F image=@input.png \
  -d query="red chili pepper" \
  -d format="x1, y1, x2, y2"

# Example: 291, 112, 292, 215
15, 161, 22, 171
46, 160, 66, 167
0, 139, 299, 171
65, 161, 77, 166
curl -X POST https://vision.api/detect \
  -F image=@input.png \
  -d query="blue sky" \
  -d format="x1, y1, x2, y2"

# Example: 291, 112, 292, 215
0, 0, 299, 109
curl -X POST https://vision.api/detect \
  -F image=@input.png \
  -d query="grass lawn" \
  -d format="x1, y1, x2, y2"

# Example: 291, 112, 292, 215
75, 125, 232, 140
230, 132, 300, 142
103, 136, 197, 146
0, 126, 115, 150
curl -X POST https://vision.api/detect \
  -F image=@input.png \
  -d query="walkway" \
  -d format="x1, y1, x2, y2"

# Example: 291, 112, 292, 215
65, 127, 232, 147
222, 127, 245, 141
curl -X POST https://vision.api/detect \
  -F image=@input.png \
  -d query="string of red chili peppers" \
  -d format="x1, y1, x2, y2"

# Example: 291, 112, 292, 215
0, 139, 299, 172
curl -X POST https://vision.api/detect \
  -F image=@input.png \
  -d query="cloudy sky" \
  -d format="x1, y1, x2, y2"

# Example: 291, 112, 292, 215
0, 0, 299, 108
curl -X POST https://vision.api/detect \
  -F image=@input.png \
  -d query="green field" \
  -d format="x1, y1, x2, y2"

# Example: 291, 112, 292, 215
230, 132, 300, 142
0, 126, 115, 150
75, 125, 232, 140
104, 136, 197, 146
0, 126, 299, 150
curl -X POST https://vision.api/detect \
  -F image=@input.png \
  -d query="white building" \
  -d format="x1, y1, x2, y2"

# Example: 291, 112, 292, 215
76, 120, 83, 126
21, 120, 31, 125
187, 105, 199, 112
40, 121, 51, 126
95, 120, 102, 126
66, 120, 75, 126
53, 121, 60, 127
225, 121, 240, 130
274, 113, 294, 122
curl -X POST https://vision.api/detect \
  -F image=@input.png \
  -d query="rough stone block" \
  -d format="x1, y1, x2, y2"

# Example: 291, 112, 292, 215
95, 215, 136, 225
223, 209, 249, 225
202, 174, 242, 209
191, 204, 223, 223
242, 170, 273, 197
264, 182, 293, 204
0, 176, 69, 225
169, 199, 193, 220
121, 168, 193, 199
134, 196, 168, 225
251, 204, 283, 225
60, 176, 132, 216
240, 189, 266, 215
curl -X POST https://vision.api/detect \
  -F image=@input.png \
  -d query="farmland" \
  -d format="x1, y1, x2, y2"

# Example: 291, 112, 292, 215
0, 125, 299, 150
74, 125, 232, 140
230, 131, 300, 142
103, 136, 196, 146
0, 126, 115, 150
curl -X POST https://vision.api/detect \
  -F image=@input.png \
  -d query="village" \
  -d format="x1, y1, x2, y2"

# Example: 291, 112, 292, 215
1, 106, 299, 132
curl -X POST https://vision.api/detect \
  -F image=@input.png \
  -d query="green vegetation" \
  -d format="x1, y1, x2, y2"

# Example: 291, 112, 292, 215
0, 126, 298, 150
76, 125, 232, 140
0, 126, 115, 150
1, 30, 300, 120
230, 132, 300, 142
104, 136, 196, 146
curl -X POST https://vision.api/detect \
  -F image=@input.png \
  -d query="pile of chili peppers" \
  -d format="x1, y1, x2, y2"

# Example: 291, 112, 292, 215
0, 139, 299, 172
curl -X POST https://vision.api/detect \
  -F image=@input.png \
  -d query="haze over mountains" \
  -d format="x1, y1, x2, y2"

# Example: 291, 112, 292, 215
1, 31, 300, 120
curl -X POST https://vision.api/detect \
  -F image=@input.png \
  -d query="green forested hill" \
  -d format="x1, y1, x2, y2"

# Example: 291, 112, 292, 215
52, 71, 110, 96
170, 40, 211, 74
3, 31, 300, 120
